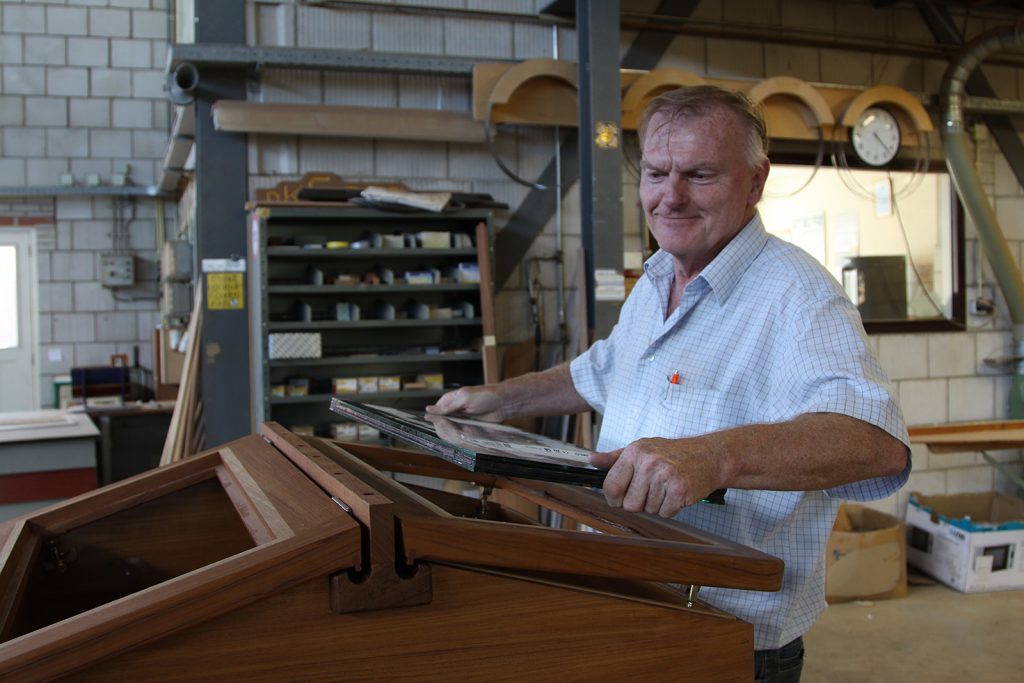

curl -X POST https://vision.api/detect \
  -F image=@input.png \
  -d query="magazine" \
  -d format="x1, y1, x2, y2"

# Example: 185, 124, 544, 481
329, 398, 606, 486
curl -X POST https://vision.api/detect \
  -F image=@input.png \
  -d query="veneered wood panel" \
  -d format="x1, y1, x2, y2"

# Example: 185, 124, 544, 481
70, 564, 754, 682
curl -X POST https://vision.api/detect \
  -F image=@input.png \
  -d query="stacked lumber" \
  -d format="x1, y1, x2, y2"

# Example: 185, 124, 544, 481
159, 283, 204, 466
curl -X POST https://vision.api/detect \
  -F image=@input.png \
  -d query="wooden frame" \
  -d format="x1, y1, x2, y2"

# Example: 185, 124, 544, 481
0, 436, 361, 681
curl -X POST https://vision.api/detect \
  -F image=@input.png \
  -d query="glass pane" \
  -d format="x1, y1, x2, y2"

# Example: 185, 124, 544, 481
0, 246, 18, 350
760, 165, 954, 321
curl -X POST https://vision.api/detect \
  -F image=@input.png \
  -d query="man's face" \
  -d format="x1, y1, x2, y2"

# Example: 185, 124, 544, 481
639, 108, 769, 275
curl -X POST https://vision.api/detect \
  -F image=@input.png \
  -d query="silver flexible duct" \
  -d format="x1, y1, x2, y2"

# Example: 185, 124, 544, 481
941, 22, 1024, 413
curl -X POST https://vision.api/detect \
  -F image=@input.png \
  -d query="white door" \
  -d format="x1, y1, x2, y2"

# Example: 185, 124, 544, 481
0, 229, 39, 411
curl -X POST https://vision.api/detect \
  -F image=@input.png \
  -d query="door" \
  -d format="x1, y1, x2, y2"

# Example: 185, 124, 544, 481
0, 229, 39, 411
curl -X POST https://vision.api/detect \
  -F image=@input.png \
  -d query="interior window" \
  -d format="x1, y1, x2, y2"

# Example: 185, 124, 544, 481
759, 164, 963, 332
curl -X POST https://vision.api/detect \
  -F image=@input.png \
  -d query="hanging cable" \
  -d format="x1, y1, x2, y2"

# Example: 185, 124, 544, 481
888, 169, 965, 328
483, 101, 556, 191
764, 125, 827, 199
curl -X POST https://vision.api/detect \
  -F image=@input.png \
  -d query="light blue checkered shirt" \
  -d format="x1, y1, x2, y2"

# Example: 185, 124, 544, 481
570, 213, 910, 649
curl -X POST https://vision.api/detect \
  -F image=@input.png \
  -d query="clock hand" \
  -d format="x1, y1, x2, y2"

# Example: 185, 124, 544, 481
872, 131, 893, 154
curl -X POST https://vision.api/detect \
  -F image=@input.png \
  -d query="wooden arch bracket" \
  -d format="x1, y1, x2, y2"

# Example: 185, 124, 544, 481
621, 67, 707, 130
472, 59, 936, 146
839, 84, 935, 142
747, 75, 836, 139
473, 58, 579, 127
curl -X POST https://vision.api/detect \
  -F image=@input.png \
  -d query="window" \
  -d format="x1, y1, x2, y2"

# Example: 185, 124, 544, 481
760, 163, 964, 332
0, 245, 18, 350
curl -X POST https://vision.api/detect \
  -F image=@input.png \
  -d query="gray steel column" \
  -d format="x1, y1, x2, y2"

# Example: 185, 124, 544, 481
193, 0, 251, 446
576, 0, 624, 339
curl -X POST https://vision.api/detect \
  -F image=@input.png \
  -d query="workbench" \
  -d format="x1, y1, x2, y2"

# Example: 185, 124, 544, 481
0, 410, 98, 521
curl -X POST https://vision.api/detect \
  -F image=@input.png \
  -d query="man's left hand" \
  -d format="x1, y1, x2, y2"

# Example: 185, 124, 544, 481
589, 437, 721, 518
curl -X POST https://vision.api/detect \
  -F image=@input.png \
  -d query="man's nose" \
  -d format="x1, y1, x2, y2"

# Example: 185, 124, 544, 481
661, 175, 689, 206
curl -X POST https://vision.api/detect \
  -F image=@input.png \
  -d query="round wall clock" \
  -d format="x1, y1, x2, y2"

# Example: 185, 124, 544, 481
850, 107, 901, 167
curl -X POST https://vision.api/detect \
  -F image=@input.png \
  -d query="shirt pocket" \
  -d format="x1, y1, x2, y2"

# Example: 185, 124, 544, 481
656, 385, 734, 437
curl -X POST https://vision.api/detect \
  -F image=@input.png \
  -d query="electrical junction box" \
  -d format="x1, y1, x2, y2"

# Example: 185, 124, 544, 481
101, 254, 135, 288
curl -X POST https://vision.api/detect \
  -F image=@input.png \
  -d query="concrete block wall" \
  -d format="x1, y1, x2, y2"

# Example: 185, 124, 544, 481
242, 0, 1023, 510
0, 0, 173, 406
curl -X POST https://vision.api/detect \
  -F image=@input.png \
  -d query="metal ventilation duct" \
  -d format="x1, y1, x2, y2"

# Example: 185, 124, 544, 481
941, 21, 1024, 412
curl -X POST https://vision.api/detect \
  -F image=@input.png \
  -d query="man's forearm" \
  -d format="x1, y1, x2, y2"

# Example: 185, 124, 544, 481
491, 363, 592, 421
427, 362, 591, 422
591, 412, 909, 517
708, 413, 908, 491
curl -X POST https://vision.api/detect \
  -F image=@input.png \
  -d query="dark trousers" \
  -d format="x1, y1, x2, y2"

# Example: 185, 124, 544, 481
754, 636, 804, 683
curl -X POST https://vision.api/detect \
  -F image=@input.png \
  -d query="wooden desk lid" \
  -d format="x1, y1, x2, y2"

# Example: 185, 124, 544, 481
263, 422, 784, 594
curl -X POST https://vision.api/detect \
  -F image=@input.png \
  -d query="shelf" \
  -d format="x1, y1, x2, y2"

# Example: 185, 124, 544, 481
271, 389, 445, 405
268, 283, 481, 295
268, 318, 482, 331
267, 247, 477, 259
249, 204, 497, 433
269, 352, 482, 368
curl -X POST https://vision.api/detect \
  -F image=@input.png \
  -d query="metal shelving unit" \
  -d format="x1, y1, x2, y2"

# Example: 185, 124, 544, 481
248, 204, 497, 436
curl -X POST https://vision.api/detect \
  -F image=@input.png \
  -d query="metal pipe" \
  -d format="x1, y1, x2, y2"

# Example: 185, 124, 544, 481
167, 62, 199, 105
941, 21, 1024, 414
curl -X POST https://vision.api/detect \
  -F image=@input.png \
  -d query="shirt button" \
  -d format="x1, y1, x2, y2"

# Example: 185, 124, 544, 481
642, 354, 654, 362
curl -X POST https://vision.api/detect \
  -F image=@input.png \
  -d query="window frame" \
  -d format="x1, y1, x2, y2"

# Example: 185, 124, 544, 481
765, 150, 966, 334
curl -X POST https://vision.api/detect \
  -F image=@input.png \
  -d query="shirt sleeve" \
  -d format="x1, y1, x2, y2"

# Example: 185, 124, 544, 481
772, 289, 911, 501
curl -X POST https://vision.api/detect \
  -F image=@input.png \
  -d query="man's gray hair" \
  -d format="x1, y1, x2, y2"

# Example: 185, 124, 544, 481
637, 85, 769, 168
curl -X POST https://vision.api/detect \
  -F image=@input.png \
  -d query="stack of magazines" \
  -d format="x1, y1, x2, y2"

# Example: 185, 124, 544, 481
330, 399, 605, 486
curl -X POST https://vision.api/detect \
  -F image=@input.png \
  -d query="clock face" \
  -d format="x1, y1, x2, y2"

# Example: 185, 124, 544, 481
851, 107, 901, 167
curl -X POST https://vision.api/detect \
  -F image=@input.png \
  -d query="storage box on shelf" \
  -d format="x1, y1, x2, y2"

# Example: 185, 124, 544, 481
248, 204, 497, 437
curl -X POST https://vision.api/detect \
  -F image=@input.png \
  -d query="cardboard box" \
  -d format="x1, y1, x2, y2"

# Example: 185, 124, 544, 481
905, 491, 1024, 593
825, 503, 907, 603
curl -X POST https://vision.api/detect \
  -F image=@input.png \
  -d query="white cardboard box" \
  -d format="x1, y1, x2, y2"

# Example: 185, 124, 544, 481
905, 491, 1024, 593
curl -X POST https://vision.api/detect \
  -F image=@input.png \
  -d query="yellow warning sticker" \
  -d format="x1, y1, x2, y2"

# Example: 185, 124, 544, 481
207, 272, 244, 310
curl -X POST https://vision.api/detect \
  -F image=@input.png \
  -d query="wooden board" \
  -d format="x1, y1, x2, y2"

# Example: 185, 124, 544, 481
213, 101, 486, 144
908, 420, 1024, 453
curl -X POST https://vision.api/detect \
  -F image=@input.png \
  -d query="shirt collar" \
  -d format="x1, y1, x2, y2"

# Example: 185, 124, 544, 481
643, 213, 768, 305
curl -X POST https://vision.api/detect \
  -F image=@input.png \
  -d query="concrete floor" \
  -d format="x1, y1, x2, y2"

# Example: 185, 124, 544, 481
803, 582, 1024, 682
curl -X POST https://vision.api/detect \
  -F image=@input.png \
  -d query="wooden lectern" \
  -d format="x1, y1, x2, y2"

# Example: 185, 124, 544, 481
0, 423, 783, 682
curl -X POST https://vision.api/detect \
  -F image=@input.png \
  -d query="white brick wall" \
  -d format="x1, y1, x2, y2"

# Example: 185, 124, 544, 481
111, 38, 149, 68
48, 67, 90, 97
0, 0, 171, 406
26, 97, 67, 126
3, 5, 46, 34
46, 7, 89, 37
69, 37, 110, 67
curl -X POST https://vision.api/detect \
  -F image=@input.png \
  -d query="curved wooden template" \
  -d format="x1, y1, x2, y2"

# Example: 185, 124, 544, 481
747, 75, 835, 129
621, 67, 707, 129
839, 84, 934, 132
486, 59, 579, 127
488, 58, 578, 106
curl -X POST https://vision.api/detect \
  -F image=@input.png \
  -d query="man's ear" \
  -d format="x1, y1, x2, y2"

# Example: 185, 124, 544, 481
748, 159, 770, 206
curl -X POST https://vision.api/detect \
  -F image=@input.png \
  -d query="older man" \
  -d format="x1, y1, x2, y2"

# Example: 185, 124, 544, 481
428, 85, 909, 683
